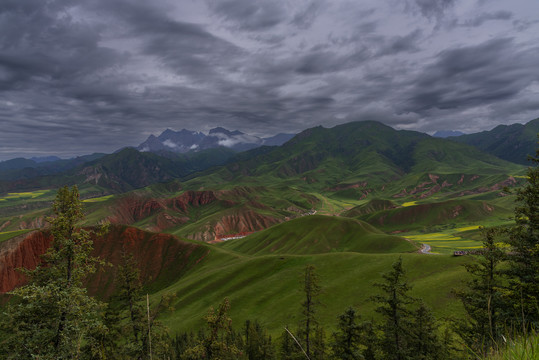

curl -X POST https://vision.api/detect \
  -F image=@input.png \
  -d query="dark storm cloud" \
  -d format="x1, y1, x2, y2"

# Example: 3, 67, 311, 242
403, 38, 539, 113
462, 11, 513, 27
377, 30, 423, 56
294, 48, 371, 75
0, 0, 538, 159
0, 0, 121, 91
206, 0, 324, 32
206, 0, 288, 31
405, 0, 456, 20
290, 1, 323, 29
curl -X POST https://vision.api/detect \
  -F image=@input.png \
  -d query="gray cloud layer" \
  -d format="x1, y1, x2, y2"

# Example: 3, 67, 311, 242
0, 0, 538, 159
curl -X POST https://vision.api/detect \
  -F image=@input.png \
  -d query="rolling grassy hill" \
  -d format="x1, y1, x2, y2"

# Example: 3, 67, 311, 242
219, 215, 417, 255
347, 198, 513, 233
0, 216, 470, 337
155, 246, 470, 336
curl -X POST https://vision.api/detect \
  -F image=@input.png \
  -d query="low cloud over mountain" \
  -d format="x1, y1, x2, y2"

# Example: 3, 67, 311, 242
137, 128, 295, 154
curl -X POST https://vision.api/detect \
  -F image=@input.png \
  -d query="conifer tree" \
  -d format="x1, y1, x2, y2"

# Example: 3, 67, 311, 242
243, 319, 276, 360
505, 143, 539, 328
409, 301, 445, 360
182, 298, 241, 360
371, 256, 415, 360
359, 320, 378, 360
331, 307, 362, 360
454, 227, 505, 355
300, 264, 322, 359
1, 186, 105, 359
311, 325, 327, 360
113, 250, 175, 359
279, 327, 303, 360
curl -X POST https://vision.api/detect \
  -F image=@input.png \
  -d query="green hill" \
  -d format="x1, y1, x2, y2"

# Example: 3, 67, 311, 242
220, 215, 417, 255
449, 118, 539, 165
155, 247, 470, 336
342, 199, 398, 217
0, 223, 470, 336
181, 121, 524, 201
0, 147, 237, 195
350, 199, 512, 233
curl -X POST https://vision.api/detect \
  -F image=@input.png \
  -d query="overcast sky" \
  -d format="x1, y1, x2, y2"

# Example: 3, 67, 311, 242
1, 0, 538, 159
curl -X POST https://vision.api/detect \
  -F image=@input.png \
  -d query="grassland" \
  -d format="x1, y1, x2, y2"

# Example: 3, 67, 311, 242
153, 245, 470, 336
220, 215, 417, 255
0, 229, 32, 243
0, 190, 55, 210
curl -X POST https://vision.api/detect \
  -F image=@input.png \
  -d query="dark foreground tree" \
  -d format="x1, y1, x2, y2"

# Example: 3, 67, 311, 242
181, 298, 242, 359
243, 319, 276, 360
300, 264, 322, 359
279, 326, 304, 360
409, 301, 446, 360
454, 227, 505, 356
107, 250, 175, 359
505, 143, 539, 328
371, 256, 415, 360
1, 186, 105, 359
331, 307, 363, 360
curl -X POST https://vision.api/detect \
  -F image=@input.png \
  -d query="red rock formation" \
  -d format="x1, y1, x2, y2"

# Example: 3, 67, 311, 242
186, 210, 280, 242
169, 190, 217, 212
154, 212, 190, 232
88, 225, 208, 298
428, 174, 439, 183
213, 211, 279, 239
0, 231, 51, 293
393, 188, 409, 198
108, 195, 166, 224
0, 225, 209, 298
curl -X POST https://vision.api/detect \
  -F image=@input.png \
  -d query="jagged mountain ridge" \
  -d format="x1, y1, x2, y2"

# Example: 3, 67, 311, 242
137, 127, 295, 153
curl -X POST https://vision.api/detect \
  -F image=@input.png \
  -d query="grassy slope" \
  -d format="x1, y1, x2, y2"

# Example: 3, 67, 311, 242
355, 199, 513, 233
220, 215, 417, 255
154, 245, 469, 336
0, 229, 32, 242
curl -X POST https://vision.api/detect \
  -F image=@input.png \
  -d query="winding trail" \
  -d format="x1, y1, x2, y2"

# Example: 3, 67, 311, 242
420, 243, 436, 255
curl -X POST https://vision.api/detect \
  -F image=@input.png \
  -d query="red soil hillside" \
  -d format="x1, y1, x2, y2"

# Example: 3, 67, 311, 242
0, 231, 51, 293
0, 225, 209, 298
188, 209, 281, 242
104, 189, 281, 240
107, 190, 222, 231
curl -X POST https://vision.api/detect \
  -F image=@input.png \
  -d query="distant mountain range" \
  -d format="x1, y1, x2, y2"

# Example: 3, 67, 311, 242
0, 118, 537, 195
136, 127, 295, 154
433, 130, 465, 138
